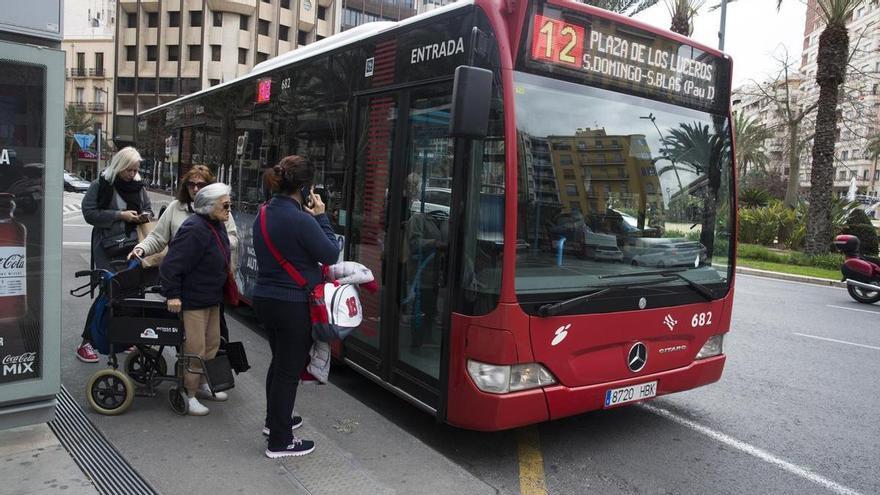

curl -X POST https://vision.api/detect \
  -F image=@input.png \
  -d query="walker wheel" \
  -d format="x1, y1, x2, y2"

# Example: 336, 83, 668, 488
124, 348, 167, 386
168, 387, 188, 415
86, 369, 135, 415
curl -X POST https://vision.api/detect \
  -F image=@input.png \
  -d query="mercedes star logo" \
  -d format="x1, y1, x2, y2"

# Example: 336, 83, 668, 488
627, 342, 647, 372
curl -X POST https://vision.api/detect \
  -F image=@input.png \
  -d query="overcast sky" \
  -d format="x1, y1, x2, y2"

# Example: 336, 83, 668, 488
633, 0, 808, 88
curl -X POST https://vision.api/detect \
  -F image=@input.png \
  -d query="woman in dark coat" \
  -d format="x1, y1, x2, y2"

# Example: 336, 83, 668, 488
253, 155, 339, 458
160, 183, 233, 416
77, 146, 153, 363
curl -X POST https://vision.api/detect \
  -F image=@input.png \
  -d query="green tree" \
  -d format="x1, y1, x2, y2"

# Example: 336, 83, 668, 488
664, 0, 707, 36
735, 0, 861, 254
732, 113, 773, 179
64, 104, 96, 169
583, 0, 661, 15
661, 119, 732, 257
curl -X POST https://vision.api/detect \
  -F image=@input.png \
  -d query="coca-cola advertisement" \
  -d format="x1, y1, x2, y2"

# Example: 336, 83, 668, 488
0, 60, 45, 383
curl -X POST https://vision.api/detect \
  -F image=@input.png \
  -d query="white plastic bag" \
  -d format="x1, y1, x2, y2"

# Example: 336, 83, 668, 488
306, 340, 331, 384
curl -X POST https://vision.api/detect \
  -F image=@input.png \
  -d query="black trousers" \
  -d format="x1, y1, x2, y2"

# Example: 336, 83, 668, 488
253, 296, 312, 450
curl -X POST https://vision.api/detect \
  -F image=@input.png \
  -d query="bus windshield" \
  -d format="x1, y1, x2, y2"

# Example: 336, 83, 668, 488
513, 71, 733, 314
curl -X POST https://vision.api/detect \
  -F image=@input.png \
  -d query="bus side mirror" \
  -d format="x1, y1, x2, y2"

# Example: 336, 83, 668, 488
450, 66, 493, 139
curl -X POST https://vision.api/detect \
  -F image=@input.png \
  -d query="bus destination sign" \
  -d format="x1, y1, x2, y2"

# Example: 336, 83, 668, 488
529, 13, 725, 112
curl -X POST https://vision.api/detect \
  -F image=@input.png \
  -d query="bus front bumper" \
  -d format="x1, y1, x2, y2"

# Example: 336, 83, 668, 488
446, 355, 725, 431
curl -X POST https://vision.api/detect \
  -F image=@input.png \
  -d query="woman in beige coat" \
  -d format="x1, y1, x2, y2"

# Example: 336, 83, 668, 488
130, 165, 239, 340
131, 165, 238, 269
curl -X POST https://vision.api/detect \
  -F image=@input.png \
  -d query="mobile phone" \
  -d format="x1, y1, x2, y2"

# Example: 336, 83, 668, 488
138, 212, 150, 222
301, 185, 313, 207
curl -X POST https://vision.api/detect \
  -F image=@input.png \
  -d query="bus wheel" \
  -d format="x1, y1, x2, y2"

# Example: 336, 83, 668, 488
86, 369, 135, 415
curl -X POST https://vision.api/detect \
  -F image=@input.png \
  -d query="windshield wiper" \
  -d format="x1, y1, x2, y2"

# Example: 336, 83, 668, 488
537, 278, 673, 317
600, 268, 715, 301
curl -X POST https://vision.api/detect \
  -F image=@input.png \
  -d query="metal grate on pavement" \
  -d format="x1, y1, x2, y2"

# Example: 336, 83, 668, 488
49, 385, 158, 495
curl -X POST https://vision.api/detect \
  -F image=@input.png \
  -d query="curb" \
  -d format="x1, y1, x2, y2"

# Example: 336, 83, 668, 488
735, 266, 845, 288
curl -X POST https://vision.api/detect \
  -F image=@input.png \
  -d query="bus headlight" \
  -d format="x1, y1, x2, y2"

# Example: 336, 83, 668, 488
695, 334, 724, 359
467, 360, 557, 394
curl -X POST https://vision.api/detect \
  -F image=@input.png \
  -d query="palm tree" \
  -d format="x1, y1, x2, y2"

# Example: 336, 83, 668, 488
729, 0, 860, 254
584, 0, 661, 15
661, 120, 732, 256
732, 113, 773, 179
664, 0, 706, 35
586, 0, 706, 36
64, 104, 95, 171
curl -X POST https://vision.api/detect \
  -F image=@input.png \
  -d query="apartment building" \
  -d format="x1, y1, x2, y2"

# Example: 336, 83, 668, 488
112, 0, 343, 146
732, 73, 804, 180
339, 0, 450, 30
63, 0, 117, 178
799, 0, 880, 199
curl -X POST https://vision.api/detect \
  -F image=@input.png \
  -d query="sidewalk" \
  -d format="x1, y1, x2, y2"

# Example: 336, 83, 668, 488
57, 246, 499, 495
0, 423, 98, 495
735, 265, 846, 288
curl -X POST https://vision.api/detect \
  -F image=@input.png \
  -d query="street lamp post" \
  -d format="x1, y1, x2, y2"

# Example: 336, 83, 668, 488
641, 113, 683, 192
718, 0, 728, 51
95, 87, 109, 178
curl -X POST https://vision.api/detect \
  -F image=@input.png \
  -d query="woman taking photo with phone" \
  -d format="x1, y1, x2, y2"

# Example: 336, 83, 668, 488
253, 155, 339, 458
77, 146, 153, 363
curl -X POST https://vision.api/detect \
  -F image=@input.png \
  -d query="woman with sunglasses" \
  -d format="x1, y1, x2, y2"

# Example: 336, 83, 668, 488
160, 183, 234, 416
130, 165, 238, 270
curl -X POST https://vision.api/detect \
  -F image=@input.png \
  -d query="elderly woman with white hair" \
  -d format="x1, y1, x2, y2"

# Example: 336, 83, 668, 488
160, 182, 233, 416
77, 146, 154, 363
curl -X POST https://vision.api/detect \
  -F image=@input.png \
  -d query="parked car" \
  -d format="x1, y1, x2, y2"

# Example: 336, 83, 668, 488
624, 237, 707, 268
549, 211, 623, 262
64, 173, 91, 193
411, 187, 451, 216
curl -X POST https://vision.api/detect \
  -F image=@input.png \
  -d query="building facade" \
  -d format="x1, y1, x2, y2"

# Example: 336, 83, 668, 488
63, 0, 117, 178
112, 0, 344, 146
732, 73, 804, 181
799, 0, 880, 200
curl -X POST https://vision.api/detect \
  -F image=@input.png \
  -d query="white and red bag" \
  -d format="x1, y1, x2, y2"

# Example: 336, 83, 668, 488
259, 204, 366, 342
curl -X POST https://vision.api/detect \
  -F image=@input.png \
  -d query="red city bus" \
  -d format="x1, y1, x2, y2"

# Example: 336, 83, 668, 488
137, 0, 735, 431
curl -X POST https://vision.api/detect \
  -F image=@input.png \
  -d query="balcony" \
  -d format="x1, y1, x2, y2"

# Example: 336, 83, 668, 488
69, 67, 107, 78
70, 102, 86, 111
87, 102, 106, 112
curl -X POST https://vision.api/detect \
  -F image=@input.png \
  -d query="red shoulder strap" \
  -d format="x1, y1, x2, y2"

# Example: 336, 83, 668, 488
259, 203, 308, 288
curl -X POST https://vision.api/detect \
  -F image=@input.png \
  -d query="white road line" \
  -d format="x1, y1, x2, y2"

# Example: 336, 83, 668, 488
62, 241, 91, 247
792, 332, 880, 351
826, 304, 880, 316
641, 404, 863, 495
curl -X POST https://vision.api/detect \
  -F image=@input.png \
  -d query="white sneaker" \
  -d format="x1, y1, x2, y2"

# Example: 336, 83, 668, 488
196, 384, 228, 402
186, 397, 210, 416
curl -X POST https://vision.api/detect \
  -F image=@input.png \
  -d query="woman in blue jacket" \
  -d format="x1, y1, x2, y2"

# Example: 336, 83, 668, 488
253, 155, 339, 458
160, 183, 233, 416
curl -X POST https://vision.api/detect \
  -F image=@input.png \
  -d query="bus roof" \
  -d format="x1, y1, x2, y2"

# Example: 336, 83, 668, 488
140, 0, 474, 117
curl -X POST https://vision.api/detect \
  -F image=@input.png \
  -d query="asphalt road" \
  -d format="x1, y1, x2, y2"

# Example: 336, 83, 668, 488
61, 195, 879, 495
329, 270, 880, 494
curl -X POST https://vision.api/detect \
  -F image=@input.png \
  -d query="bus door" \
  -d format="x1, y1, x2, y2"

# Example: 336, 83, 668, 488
346, 83, 456, 411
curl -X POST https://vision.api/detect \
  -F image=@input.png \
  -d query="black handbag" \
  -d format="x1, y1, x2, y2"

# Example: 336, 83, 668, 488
204, 354, 235, 392
101, 232, 137, 257
219, 340, 251, 374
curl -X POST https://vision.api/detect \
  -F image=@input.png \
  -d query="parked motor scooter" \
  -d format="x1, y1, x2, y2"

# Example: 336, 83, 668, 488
832, 234, 880, 304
